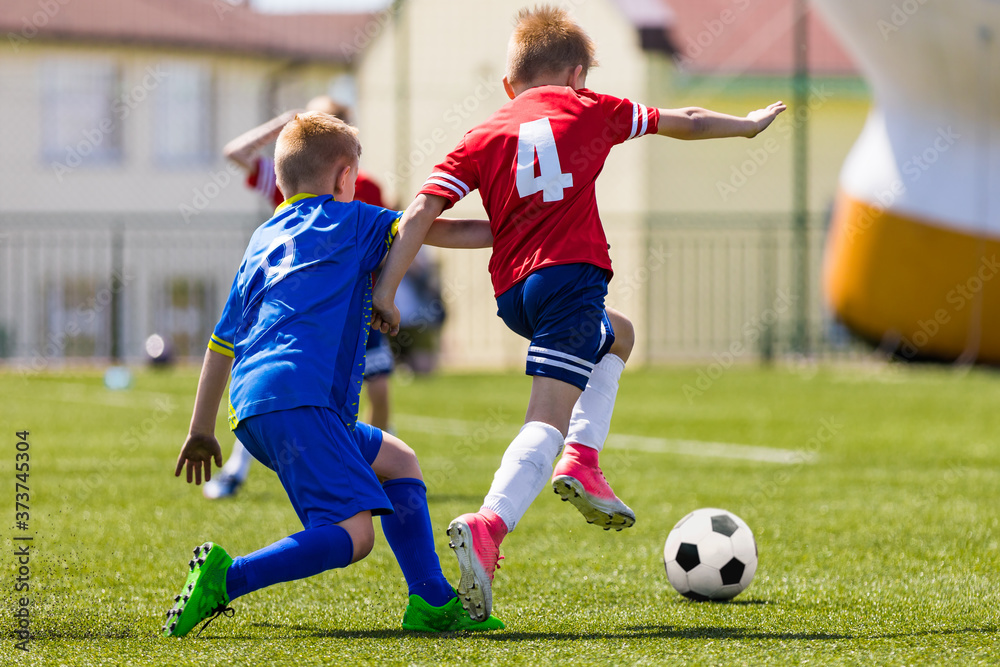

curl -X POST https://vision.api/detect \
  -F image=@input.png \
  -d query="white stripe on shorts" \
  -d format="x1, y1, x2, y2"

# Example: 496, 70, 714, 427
526, 355, 592, 378
527, 345, 596, 370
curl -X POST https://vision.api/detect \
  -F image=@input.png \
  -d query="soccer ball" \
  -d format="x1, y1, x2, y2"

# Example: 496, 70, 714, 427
663, 508, 757, 601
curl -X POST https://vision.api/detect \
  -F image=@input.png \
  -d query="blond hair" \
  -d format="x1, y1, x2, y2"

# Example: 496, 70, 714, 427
275, 111, 360, 194
506, 5, 597, 85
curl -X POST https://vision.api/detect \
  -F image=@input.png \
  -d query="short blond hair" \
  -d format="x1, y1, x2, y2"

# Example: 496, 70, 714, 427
275, 111, 360, 194
506, 5, 597, 85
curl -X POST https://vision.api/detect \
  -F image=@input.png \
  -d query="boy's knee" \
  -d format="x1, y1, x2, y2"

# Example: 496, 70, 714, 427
349, 523, 376, 563
608, 314, 635, 361
377, 434, 423, 481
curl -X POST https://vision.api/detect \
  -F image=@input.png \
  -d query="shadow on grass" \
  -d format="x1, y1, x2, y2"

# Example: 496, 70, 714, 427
209, 624, 997, 642
487, 626, 854, 642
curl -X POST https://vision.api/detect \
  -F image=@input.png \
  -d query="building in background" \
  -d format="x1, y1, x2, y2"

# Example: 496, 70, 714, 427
0, 0, 872, 368
0, 0, 371, 361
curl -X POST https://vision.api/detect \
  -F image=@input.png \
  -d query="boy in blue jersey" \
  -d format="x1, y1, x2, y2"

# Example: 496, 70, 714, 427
162, 111, 499, 637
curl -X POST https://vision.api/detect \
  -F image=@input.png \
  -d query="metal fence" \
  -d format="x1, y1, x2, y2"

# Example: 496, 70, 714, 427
0, 211, 865, 368
641, 211, 860, 362
0, 212, 255, 368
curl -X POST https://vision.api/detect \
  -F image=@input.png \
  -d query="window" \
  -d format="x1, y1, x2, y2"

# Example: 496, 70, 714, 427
40, 59, 122, 165
153, 61, 214, 166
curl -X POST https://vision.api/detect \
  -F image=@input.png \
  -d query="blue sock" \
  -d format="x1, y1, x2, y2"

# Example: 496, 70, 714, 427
381, 478, 455, 608
225, 524, 353, 601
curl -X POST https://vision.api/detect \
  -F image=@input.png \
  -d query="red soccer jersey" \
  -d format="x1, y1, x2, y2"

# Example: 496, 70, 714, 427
419, 86, 659, 296
247, 156, 385, 208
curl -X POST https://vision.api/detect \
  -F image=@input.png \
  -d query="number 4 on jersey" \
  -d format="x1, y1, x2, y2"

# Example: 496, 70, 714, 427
516, 118, 573, 202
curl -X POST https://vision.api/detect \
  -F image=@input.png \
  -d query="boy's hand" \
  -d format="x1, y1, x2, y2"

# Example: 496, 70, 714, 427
746, 101, 786, 137
371, 288, 400, 335
175, 433, 223, 485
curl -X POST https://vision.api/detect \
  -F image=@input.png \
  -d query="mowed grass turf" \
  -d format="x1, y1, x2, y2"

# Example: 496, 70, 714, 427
1, 362, 999, 665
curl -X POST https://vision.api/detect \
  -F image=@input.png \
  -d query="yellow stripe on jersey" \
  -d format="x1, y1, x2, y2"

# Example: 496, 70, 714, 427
228, 401, 239, 431
275, 192, 319, 214
208, 335, 235, 358
384, 215, 401, 251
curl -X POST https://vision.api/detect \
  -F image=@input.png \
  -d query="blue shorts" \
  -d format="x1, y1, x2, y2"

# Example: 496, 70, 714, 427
364, 330, 394, 379
234, 406, 391, 528
496, 263, 615, 390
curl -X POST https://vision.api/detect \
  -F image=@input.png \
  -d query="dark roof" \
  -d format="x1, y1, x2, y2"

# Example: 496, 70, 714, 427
0, 0, 376, 63
612, 0, 681, 55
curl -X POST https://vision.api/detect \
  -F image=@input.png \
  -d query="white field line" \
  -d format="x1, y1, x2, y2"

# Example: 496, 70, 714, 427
397, 414, 817, 465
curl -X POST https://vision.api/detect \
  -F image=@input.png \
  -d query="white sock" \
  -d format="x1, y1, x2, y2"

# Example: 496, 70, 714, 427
221, 438, 254, 481
481, 421, 565, 532
565, 354, 625, 453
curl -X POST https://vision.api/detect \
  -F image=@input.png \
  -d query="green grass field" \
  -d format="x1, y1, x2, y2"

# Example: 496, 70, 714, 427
1, 362, 999, 665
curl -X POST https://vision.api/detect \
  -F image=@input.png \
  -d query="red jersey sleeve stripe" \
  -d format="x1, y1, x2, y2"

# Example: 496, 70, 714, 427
627, 103, 657, 140
428, 172, 470, 197
424, 177, 467, 200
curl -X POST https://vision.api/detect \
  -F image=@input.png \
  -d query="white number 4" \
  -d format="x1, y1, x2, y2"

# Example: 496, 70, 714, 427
516, 118, 573, 202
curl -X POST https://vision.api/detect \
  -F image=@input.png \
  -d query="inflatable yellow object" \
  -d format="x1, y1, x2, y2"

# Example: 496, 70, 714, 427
813, 0, 1000, 362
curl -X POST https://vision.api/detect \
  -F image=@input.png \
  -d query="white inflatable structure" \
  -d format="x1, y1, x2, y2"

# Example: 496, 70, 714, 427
814, 0, 1000, 362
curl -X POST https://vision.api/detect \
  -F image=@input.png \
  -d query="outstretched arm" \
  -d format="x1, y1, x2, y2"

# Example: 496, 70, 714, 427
424, 218, 492, 249
657, 101, 786, 140
371, 194, 448, 335
222, 109, 301, 170
175, 348, 231, 484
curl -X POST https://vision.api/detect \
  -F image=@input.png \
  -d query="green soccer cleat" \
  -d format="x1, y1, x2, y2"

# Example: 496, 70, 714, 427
401, 594, 505, 632
162, 542, 234, 638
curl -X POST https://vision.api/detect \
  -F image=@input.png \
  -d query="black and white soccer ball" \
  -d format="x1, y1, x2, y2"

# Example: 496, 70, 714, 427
663, 508, 757, 601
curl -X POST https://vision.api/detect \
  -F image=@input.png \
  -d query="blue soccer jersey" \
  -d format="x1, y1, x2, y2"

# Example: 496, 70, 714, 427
209, 193, 399, 430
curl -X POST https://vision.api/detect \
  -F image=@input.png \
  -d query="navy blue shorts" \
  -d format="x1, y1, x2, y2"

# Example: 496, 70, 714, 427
496, 263, 615, 391
364, 330, 394, 379
234, 407, 391, 528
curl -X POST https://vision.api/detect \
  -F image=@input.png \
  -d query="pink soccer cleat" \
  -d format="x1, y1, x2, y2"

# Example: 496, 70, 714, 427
552, 443, 636, 531
447, 513, 503, 622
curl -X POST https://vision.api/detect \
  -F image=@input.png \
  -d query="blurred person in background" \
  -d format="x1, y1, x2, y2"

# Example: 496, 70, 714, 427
394, 247, 446, 375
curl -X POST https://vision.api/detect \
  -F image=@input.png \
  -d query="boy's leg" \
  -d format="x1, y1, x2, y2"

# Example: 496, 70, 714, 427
553, 307, 636, 530
365, 375, 391, 431
449, 377, 578, 621
369, 429, 454, 607
225, 511, 372, 600
363, 331, 394, 431
203, 438, 255, 499
370, 428, 503, 631
164, 513, 369, 638
448, 264, 611, 622
166, 407, 392, 637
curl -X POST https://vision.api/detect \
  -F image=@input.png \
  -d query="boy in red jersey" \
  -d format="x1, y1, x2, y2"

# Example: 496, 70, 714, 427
372, 6, 785, 621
